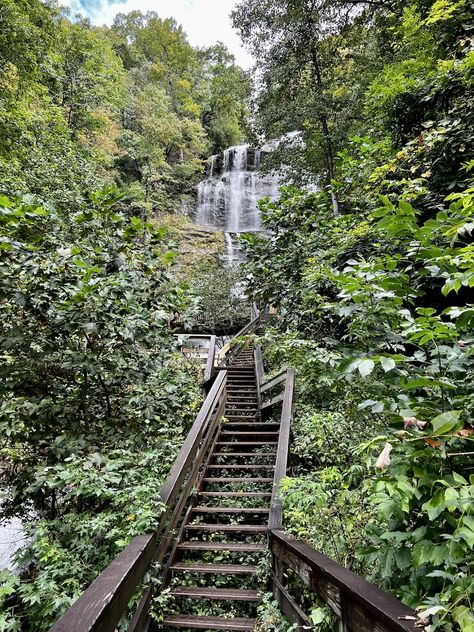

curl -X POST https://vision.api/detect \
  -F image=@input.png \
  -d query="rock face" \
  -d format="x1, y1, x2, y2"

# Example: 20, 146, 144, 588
194, 144, 280, 264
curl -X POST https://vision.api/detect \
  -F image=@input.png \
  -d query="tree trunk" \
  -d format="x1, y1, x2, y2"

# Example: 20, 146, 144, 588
306, 10, 340, 216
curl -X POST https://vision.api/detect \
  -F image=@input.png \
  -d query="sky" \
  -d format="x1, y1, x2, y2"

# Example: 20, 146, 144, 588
62, 0, 254, 69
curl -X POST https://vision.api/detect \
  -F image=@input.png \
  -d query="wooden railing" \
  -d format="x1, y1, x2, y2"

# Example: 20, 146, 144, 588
216, 315, 261, 366
269, 530, 417, 632
49, 371, 227, 632
267, 369, 295, 530
174, 334, 217, 388
255, 346, 417, 632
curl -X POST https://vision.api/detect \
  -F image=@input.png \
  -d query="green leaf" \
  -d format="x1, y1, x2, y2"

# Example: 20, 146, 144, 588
422, 490, 446, 520
380, 357, 396, 372
358, 358, 375, 377
309, 608, 326, 625
453, 606, 474, 632
444, 487, 458, 511
431, 410, 463, 436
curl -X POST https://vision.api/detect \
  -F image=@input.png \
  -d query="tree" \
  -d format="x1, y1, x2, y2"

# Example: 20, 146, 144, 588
198, 43, 251, 153
232, 0, 352, 214
57, 19, 126, 137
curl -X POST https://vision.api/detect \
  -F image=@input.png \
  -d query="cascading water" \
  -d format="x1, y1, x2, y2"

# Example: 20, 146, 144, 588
195, 144, 280, 265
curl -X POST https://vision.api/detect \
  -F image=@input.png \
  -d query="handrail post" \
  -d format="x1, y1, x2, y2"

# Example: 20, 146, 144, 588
268, 369, 295, 530
254, 344, 264, 406
204, 335, 217, 388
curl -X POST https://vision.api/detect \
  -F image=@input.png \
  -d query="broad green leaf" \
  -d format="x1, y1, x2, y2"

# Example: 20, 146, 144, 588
431, 410, 463, 436
422, 490, 446, 520
358, 358, 375, 377
444, 487, 458, 511
380, 357, 396, 372
453, 606, 474, 632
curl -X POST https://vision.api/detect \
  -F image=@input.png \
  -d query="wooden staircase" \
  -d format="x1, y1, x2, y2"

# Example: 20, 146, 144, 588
49, 311, 418, 632
162, 347, 276, 630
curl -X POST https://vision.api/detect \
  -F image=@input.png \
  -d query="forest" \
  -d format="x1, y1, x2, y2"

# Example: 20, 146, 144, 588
0, 0, 473, 631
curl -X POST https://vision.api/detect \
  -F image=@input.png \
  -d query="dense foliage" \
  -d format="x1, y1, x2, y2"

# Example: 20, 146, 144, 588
0, 1, 250, 214
1, 0, 473, 630
0, 189, 204, 629
0, 2, 249, 629
236, 0, 474, 630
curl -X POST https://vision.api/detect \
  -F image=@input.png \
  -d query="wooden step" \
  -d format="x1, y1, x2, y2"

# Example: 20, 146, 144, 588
202, 477, 273, 483
224, 415, 260, 420
199, 492, 272, 498
169, 587, 261, 602
185, 524, 267, 534
170, 563, 258, 575
207, 464, 274, 470
163, 614, 256, 630
212, 453, 276, 458
220, 432, 277, 438
215, 442, 278, 448
226, 403, 259, 407
224, 423, 279, 429
192, 506, 270, 514
177, 541, 266, 553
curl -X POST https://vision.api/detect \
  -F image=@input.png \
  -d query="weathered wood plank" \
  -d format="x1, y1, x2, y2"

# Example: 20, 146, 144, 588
127, 585, 152, 632
272, 577, 310, 630
254, 345, 264, 405
260, 391, 285, 411
268, 370, 295, 529
160, 371, 226, 504
50, 534, 156, 632
260, 370, 287, 394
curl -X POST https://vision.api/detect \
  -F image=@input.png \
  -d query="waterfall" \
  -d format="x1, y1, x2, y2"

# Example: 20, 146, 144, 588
195, 144, 280, 265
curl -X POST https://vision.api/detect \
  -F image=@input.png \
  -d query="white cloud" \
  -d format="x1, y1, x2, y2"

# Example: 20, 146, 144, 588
62, 0, 254, 69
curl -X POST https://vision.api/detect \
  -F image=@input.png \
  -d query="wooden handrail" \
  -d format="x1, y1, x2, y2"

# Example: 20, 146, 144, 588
49, 534, 156, 632
260, 370, 287, 393
270, 530, 417, 632
268, 369, 295, 530
251, 302, 260, 320
216, 315, 260, 362
254, 344, 264, 405
160, 369, 226, 504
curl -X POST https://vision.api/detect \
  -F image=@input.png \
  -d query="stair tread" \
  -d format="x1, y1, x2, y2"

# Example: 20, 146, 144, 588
199, 492, 272, 497
169, 587, 261, 601
178, 541, 266, 552
220, 432, 277, 437
186, 524, 267, 533
216, 442, 278, 446
193, 506, 270, 513
223, 416, 260, 420
171, 562, 258, 574
207, 464, 274, 469
203, 477, 273, 482
224, 423, 278, 427
212, 453, 276, 458
163, 614, 256, 630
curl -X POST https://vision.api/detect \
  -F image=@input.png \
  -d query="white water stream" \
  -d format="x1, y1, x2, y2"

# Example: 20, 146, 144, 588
0, 499, 25, 571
